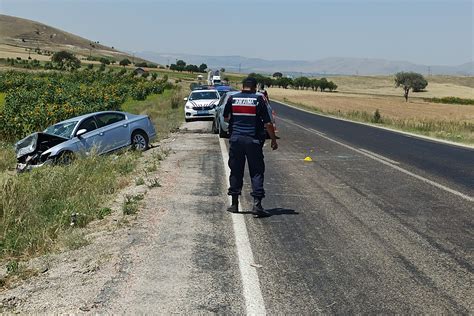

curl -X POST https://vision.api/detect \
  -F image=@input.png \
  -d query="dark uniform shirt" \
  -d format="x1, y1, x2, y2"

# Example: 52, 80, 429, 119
223, 91, 271, 141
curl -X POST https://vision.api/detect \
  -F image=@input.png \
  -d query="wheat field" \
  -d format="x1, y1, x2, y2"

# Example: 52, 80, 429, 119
268, 88, 474, 122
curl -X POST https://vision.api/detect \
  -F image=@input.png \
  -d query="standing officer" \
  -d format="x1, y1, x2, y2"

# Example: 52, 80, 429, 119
223, 77, 278, 217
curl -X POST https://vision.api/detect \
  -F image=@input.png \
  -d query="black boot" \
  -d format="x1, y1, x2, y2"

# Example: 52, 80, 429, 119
252, 197, 270, 218
227, 195, 239, 213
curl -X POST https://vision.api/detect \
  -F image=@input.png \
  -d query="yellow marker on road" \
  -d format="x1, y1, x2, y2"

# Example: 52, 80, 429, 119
304, 156, 313, 162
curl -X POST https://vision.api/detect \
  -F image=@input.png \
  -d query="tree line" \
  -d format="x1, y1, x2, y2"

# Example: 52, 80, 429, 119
251, 71, 429, 101
169, 60, 207, 73
249, 72, 338, 92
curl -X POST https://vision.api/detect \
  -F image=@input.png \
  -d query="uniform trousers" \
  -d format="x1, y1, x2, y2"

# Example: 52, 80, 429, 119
228, 135, 265, 198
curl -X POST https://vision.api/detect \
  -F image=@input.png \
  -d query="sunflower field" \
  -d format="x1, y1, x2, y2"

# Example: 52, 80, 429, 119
0, 70, 172, 140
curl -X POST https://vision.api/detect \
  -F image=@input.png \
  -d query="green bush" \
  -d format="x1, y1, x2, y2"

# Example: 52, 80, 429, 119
424, 97, 474, 105
372, 109, 382, 123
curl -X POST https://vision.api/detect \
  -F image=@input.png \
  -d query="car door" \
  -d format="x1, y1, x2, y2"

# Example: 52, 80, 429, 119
95, 113, 129, 152
75, 116, 105, 154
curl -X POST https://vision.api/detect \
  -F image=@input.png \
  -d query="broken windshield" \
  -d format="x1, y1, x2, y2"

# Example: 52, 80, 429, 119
44, 121, 78, 139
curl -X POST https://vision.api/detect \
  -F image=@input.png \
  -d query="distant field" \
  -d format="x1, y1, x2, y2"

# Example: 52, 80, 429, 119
324, 75, 473, 99
0, 44, 52, 61
269, 88, 474, 121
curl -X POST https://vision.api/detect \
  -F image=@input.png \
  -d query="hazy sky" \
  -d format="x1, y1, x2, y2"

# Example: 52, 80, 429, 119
1, 0, 472, 65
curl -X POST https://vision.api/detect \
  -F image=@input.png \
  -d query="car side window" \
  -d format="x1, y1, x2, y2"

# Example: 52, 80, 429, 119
77, 117, 98, 134
96, 113, 125, 128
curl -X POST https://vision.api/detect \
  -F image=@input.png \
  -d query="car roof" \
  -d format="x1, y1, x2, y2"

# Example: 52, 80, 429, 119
58, 111, 129, 124
214, 85, 233, 91
190, 89, 219, 93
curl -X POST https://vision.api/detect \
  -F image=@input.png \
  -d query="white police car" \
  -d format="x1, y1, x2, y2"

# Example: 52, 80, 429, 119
184, 89, 220, 122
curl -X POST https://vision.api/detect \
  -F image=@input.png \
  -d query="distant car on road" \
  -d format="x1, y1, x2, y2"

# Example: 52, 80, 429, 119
190, 83, 209, 91
214, 85, 236, 97
15, 111, 156, 171
212, 91, 276, 138
184, 89, 220, 122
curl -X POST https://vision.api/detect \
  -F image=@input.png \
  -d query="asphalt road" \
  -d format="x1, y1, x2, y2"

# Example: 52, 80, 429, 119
90, 108, 472, 314
233, 101, 473, 313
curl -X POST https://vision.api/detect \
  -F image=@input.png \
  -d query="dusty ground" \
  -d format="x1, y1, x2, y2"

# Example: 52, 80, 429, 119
268, 88, 474, 122
0, 44, 51, 61
0, 121, 240, 314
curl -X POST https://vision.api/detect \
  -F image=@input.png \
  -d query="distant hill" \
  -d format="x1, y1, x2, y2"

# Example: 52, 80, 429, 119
0, 14, 150, 63
138, 52, 473, 76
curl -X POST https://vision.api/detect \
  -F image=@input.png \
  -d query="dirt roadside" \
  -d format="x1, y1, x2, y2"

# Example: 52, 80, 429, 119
0, 121, 243, 313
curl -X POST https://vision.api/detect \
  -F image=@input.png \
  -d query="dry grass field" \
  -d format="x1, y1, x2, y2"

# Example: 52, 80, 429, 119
268, 76, 474, 144
0, 44, 51, 61
324, 75, 473, 98
268, 88, 474, 121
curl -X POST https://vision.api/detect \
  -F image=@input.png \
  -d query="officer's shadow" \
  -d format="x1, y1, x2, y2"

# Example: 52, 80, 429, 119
239, 208, 299, 217
265, 208, 299, 217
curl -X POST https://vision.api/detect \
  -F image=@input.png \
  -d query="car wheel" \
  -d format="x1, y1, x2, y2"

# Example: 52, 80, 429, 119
131, 131, 149, 151
219, 124, 228, 138
185, 118, 191, 122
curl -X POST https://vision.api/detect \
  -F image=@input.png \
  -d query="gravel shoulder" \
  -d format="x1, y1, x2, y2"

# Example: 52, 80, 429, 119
0, 122, 244, 314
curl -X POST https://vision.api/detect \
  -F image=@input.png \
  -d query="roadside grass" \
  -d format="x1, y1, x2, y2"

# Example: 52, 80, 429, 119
0, 92, 5, 111
122, 87, 185, 140
122, 194, 144, 215
279, 98, 474, 144
0, 152, 138, 259
0, 142, 16, 173
0, 259, 38, 289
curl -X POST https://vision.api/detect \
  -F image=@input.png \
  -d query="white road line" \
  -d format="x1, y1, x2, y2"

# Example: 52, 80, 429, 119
278, 117, 474, 203
358, 148, 400, 165
219, 138, 267, 315
309, 128, 326, 137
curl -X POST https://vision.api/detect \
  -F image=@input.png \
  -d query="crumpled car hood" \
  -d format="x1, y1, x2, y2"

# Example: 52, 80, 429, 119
15, 132, 68, 159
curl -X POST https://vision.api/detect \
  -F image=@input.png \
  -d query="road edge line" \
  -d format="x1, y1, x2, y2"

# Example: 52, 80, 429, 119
358, 148, 400, 165
278, 117, 474, 202
219, 138, 267, 315
273, 99, 474, 150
